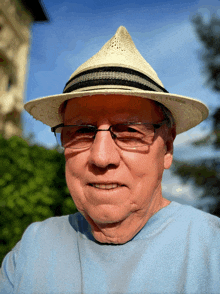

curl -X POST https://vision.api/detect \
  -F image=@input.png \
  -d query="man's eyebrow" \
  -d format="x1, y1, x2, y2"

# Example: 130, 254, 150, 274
65, 118, 95, 125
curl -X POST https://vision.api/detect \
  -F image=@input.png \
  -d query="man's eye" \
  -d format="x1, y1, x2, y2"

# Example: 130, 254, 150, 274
126, 127, 138, 133
113, 125, 139, 133
76, 127, 95, 134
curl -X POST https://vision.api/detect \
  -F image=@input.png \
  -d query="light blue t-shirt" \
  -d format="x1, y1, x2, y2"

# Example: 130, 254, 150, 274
1, 201, 220, 294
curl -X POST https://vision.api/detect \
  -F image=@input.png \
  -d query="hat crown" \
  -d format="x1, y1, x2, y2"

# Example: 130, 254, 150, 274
69, 26, 164, 88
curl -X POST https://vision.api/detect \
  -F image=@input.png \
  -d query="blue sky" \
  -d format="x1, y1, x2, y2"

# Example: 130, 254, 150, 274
22, 0, 220, 205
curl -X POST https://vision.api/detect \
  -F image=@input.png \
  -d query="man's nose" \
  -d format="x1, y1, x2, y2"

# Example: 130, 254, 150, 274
88, 129, 120, 169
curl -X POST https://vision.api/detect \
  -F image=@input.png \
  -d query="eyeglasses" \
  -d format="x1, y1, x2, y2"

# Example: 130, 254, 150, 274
51, 121, 168, 150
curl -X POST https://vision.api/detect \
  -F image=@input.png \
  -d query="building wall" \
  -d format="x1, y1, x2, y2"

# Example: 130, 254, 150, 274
0, 0, 33, 138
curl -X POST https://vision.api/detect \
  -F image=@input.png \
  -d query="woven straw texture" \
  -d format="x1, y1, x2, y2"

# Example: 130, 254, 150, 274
68, 26, 164, 88
24, 26, 209, 135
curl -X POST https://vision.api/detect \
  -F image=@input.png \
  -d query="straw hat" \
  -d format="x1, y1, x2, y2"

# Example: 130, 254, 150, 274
24, 26, 209, 135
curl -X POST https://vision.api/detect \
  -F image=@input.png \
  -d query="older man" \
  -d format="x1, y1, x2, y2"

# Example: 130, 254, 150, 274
1, 26, 219, 293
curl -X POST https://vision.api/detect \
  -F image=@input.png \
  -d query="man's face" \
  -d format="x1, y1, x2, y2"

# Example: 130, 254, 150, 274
64, 94, 173, 244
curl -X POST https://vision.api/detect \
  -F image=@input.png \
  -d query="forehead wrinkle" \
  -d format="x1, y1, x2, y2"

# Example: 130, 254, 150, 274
65, 113, 158, 127
64, 96, 163, 125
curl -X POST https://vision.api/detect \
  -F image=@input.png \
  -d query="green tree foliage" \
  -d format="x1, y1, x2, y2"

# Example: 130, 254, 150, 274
172, 13, 220, 217
172, 159, 220, 216
193, 13, 220, 148
0, 135, 78, 264
193, 13, 220, 92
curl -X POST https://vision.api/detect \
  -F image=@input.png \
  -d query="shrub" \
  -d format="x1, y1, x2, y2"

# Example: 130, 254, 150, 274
0, 135, 78, 264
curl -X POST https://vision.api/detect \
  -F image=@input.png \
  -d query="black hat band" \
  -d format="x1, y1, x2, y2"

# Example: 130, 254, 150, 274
63, 67, 169, 94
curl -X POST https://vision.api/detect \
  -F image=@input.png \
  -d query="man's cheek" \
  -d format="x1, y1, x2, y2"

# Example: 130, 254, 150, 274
65, 171, 85, 207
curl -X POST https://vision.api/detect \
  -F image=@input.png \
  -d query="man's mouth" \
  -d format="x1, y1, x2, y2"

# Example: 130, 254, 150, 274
89, 183, 123, 190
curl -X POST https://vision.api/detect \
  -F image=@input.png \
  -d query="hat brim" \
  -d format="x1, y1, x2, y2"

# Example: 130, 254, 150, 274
24, 87, 209, 135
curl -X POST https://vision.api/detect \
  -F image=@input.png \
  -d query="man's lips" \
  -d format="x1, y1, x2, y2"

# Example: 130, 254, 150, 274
88, 183, 125, 190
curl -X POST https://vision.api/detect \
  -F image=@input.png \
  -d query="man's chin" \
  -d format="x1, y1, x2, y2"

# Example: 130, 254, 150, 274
86, 213, 124, 230
81, 206, 131, 225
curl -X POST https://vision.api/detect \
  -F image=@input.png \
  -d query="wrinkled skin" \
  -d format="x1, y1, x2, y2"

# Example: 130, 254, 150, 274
64, 94, 175, 244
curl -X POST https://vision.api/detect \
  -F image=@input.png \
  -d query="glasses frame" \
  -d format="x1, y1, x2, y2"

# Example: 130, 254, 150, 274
51, 120, 169, 150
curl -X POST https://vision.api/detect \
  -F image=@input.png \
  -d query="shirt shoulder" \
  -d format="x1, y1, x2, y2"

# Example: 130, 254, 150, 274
175, 201, 220, 227
0, 213, 84, 293
170, 201, 220, 244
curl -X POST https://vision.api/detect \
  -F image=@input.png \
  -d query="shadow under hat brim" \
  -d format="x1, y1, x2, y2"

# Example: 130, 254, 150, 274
24, 87, 209, 135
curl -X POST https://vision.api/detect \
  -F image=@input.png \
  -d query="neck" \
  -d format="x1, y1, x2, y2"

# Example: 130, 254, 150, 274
83, 196, 171, 245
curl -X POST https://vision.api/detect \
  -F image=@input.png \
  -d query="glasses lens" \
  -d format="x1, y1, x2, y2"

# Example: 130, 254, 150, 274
54, 123, 156, 150
112, 124, 155, 148
55, 126, 95, 149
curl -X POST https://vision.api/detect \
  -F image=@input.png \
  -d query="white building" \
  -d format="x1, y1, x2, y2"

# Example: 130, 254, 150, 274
0, 0, 48, 138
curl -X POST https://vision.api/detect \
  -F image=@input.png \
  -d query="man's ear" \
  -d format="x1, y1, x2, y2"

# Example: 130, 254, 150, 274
164, 141, 173, 169
164, 126, 176, 170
